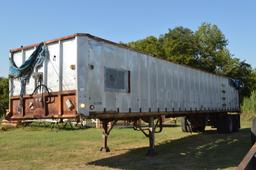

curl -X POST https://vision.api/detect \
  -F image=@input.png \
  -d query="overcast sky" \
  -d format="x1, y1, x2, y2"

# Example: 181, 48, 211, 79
0, 0, 255, 77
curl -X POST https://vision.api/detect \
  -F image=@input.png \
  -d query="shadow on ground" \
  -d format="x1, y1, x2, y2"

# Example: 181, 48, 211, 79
87, 128, 251, 170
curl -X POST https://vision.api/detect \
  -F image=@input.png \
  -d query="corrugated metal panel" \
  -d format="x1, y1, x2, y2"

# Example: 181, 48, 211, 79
62, 39, 77, 90
24, 48, 35, 94
76, 36, 240, 115
46, 42, 60, 92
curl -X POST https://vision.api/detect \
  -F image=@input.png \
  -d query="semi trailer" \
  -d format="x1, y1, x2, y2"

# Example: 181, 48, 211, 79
7, 33, 241, 155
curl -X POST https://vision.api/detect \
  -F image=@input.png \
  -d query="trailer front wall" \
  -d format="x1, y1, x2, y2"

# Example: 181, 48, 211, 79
10, 38, 78, 119
10, 38, 77, 96
77, 36, 240, 116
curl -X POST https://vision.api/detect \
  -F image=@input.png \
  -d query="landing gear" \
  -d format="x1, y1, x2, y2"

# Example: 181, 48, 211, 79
100, 120, 117, 152
133, 116, 163, 156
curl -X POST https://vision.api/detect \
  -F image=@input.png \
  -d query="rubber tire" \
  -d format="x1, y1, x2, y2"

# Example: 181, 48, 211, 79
197, 125, 206, 132
189, 115, 206, 133
227, 116, 233, 133
181, 117, 189, 132
217, 114, 233, 134
191, 125, 206, 132
231, 114, 240, 132
181, 116, 206, 133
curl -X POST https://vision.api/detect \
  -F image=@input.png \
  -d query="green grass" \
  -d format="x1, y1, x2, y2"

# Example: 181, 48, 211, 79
0, 120, 252, 170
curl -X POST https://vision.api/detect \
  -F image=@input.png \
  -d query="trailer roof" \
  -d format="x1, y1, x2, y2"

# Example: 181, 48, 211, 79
9, 33, 128, 53
10, 33, 230, 79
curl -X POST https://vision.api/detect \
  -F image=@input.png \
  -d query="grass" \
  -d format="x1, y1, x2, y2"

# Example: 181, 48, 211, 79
0, 120, 252, 170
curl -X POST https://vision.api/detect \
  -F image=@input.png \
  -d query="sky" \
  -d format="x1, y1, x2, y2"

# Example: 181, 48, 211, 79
0, 0, 255, 77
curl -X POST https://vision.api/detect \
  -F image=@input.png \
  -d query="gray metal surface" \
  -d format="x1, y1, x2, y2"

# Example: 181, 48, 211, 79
76, 36, 239, 116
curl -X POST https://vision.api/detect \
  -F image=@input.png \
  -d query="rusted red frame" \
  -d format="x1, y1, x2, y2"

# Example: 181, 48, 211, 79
9, 90, 77, 120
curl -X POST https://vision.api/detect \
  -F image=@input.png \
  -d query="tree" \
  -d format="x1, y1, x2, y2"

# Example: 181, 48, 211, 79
195, 23, 229, 72
160, 27, 199, 66
0, 77, 9, 118
127, 36, 163, 57
223, 59, 256, 98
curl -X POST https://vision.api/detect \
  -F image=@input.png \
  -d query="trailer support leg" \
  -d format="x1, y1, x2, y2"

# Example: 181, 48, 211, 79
133, 116, 163, 156
147, 116, 156, 156
100, 120, 117, 152
100, 121, 110, 152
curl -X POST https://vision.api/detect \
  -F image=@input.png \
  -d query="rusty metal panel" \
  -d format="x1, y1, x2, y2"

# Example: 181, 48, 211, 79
10, 90, 77, 119
62, 94, 76, 117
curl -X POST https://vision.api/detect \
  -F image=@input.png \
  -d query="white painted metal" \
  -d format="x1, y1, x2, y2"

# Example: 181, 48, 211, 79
10, 34, 240, 116
24, 48, 35, 94
12, 51, 22, 96
46, 42, 60, 92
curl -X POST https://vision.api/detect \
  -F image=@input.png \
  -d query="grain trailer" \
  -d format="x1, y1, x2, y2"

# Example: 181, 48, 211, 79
7, 33, 241, 155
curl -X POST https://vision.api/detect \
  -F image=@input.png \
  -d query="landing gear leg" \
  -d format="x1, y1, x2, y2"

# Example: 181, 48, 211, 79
100, 120, 117, 152
147, 116, 156, 156
133, 116, 163, 156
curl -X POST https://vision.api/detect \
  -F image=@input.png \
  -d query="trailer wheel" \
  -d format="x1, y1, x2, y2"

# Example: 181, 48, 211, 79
181, 117, 189, 132
231, 114, 240, 132
196, 125, 206, 132
190, 124, 206, 133
190, 115, 206, 133
181, 116, 206, 133
217, 114, 233, 133
227, 116, 233, 133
